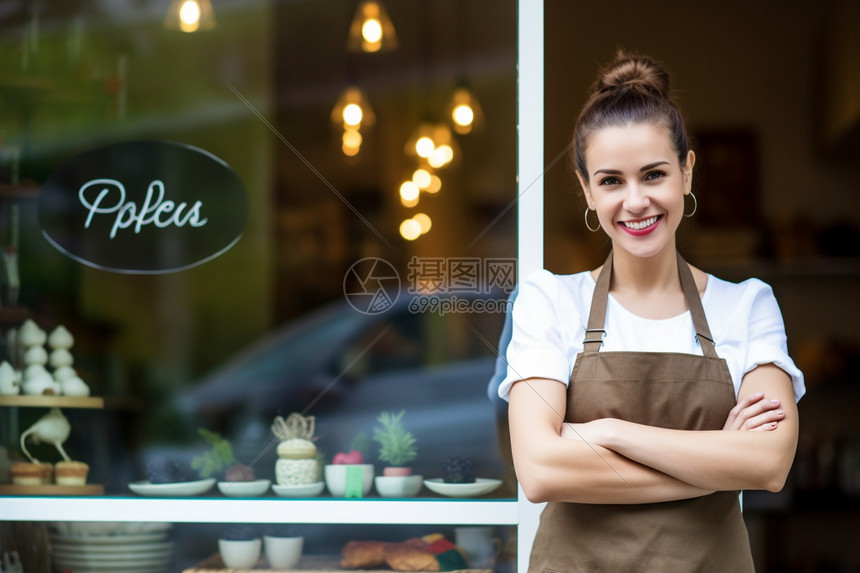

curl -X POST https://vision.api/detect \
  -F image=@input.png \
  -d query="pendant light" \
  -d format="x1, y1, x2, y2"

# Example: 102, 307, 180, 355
164, 0, 216, 33
446, 85, 483, 135
331, 86, 375, 157
347, 1, 398, 53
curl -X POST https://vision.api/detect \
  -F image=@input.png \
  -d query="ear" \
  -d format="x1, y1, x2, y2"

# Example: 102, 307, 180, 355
575, 170, 595, 209
682, 150, 696, 194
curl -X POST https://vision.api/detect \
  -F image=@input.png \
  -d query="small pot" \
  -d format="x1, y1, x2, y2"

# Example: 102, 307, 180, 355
264, 535, 304, 569
382, 466, 412, 477
218, 538, 261, 569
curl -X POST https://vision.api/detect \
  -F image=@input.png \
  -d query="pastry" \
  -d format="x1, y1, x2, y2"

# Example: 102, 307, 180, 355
55, 461, 89, 486
341, 535, 469, 571
340, 540, 393, 568
10, 462, 43, 485
10, 462, 52, 485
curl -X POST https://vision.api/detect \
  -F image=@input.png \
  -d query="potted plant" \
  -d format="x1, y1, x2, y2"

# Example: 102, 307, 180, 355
325, 433, 374, 497
192, 429, 270, 496
263, 524, 304, 569
372, 410, 422, 497
218, 524, 262, 569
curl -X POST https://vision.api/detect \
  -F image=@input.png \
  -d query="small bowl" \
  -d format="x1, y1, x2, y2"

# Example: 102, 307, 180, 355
217, 479, 271, 497
374, 475, 423, 497
324, 464, 374, 497
264, 535, 303, 569
272, 481, 325, 498
219, 538, 261, 569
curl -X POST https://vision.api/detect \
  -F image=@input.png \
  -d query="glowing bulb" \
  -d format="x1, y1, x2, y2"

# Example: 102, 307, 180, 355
400, 218, 422, 241
452, 104, 474, 127
401, 195, 419, 208
429, 145, 454, 169
426, 175, 442, 194
343, 104, 363, 127
342, 144, 360, 157
412, 168, 432, 189
362, 18, 383, 43
179, 0, 201, 25
413, 213, 432, 234
399, 181, 420, 202
415, 137, 435, 158
343, 129, 362, 148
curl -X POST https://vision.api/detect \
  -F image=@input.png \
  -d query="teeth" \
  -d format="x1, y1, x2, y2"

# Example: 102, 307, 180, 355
623, 216, 658, 230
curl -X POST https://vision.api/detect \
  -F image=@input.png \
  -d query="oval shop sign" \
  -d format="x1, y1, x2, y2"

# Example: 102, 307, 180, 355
39, 141, 249, 273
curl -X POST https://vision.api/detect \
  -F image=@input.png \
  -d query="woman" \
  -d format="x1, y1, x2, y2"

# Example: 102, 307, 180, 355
500, 52, 805, 571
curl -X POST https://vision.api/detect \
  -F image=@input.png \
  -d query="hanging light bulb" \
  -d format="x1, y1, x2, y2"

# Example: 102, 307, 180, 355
332, 86, 375, 130
425, 175, 442, 194
399, 218, 422, 241
446, 86, 484, 134
347, 1, 398, 53
342, 129, 362, 157
412, 168, 432, 190
164, 0, 216, 33
413, 213, 432, 234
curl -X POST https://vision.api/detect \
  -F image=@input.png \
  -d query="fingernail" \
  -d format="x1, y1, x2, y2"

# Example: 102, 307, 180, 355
770, 399, 780, 405
776, 410, 784, 416
755, 392, 764, 397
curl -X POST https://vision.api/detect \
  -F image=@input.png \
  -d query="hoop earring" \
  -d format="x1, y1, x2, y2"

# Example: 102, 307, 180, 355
684, 192, 697, 218
584, 207, 600, 232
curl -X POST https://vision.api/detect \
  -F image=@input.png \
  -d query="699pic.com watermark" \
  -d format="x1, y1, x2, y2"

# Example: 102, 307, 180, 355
343, 257, 516, 316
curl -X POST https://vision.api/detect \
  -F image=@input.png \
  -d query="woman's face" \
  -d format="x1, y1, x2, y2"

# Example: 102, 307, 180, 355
578, 122, 694, 260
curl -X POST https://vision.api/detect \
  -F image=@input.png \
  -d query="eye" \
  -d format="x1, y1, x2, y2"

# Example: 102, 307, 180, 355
598, 176, 621, 186
644, 170, 667, 181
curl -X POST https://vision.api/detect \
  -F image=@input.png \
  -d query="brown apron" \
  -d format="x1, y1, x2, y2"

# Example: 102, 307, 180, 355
528, 251, 754, 572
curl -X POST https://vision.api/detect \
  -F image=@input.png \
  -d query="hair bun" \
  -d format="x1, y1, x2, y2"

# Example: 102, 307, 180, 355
597, 51, 670, 96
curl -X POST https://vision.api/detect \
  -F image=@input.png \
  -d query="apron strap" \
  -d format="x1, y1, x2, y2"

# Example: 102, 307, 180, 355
583, 250, 718, 358
676, 250, 719, 358
583, 251, 613, 353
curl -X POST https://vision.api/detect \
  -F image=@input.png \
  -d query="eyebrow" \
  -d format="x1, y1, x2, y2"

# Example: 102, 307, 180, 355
593, 161, 671, 177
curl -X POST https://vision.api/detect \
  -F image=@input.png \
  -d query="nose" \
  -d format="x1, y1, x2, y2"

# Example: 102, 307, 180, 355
623, 183, 650, 214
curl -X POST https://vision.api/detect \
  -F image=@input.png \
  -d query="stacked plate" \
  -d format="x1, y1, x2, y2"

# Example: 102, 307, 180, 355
49, 523, 173, 573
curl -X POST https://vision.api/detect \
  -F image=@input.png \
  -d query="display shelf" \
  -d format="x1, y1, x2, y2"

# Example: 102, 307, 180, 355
0, 496, 519, 525
0, 395, 104, 408
0, 484, 104, 496
184, 554, 492, 573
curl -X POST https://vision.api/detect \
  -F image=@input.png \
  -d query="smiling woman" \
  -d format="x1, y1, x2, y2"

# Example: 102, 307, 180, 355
503, 52, 805, 572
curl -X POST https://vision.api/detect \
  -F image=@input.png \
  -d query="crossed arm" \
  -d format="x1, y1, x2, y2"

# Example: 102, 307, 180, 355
509, 363, 798, 504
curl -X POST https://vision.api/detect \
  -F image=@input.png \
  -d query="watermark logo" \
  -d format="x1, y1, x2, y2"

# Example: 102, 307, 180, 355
343, 257, 401, 315
343, 257, 516, 315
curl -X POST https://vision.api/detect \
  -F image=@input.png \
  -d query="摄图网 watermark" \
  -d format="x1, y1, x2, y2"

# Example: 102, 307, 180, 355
343, 257, 516, 315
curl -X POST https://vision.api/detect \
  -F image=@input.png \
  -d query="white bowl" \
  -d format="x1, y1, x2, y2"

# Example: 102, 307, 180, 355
217, 479, 271, 497
374, 475, 423, 497
218, 538, 261, 569
423, 478, 503, 498
272, 481, 325, 498
324, 464, 374, 497
264, 535, 303, 569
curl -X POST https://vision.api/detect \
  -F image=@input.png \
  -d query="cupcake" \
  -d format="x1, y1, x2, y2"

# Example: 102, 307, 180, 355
10, 462, 48, 485
55, 461, 89, 486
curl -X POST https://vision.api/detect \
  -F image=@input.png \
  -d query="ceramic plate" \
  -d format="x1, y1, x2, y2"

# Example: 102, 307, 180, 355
127, 478, 215, 497
53, 547, 173, 561
272, 481, 325, 497
53, 555, 171, 568
51, 541, 174, 555
49, 532, 168, 545
217, 478, 271, 497
423, 478, 502, 498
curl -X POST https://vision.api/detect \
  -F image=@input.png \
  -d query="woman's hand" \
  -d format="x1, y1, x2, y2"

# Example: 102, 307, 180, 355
723, 391, 784, 431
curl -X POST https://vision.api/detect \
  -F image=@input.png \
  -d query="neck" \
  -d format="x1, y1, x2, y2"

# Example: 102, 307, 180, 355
609, 244, 680, 295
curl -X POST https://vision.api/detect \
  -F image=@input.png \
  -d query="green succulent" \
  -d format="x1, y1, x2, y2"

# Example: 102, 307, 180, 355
372, 410, 417, 467
191, 428, 236, 478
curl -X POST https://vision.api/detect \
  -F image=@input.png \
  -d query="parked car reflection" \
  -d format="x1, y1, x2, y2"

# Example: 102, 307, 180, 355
175, 292, 511, 483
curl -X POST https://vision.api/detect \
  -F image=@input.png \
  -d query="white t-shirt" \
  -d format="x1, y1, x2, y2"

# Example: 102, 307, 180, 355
498, 269, 806, 403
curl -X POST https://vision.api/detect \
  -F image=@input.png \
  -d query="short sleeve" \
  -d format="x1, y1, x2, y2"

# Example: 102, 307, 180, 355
497, 270, 572, 401
742, 281, 806, 402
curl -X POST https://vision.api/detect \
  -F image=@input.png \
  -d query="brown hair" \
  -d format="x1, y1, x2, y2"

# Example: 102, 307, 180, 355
572, 51, 690, 182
